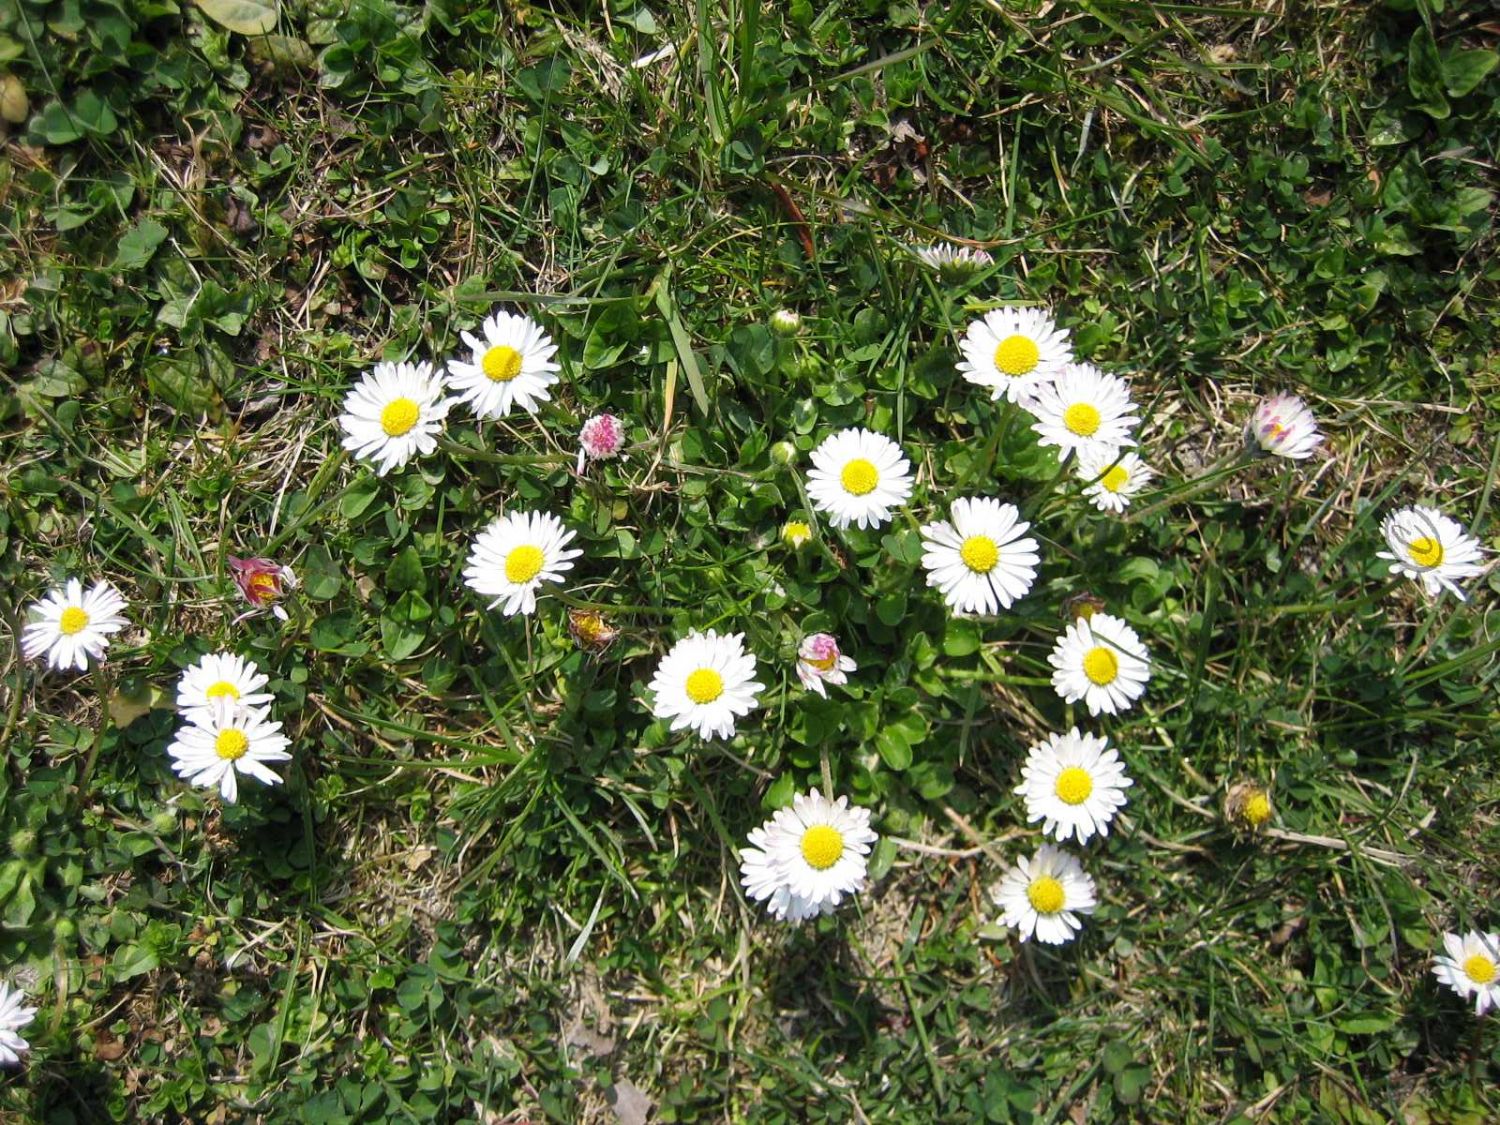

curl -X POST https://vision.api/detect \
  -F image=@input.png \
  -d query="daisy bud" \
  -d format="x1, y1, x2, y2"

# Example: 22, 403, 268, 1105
914, 242, 994, 283
1247, 393, 1322, 460
781, 520, 813, 549
1063, 593, 1107, 623
228, 556, 298, 622
770, 309, 802, 337
770, 440, 797, 466
568, 608, 620, 654
795, 632, 856, 698
1225, 781, 1273, 831
576, 413, 626, 472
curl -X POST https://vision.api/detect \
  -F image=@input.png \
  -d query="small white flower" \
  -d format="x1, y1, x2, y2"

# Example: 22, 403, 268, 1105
463, 511, 582, 617
21, 579, 129, 673
1248, 393, 1322, 460
446, 308, 561, 420
956, 306, 1071, 403
805, 428, 914, 530
1433, 930, 1500, 1016
338, 361, 451, 477
915, 242, 994, 282
1377, 505, 1486, 601
1026, 363, 1139, 457
576, 413, 626, 472
176, 652, 273, 726
1014, 728, 1133, 844
796, 633, 856, 698
1048, 612, 1151, 717
1075, 447, 1153, 514
990, 844, 1097, 945
0, 980, 37, 1067
648, 630, 764, 741
166, 698, 292, 804
919, 497, 1040, 615
740, 788, 878, 922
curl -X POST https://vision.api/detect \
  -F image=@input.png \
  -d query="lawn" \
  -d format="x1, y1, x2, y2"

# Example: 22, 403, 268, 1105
1, 0, 1498, 1121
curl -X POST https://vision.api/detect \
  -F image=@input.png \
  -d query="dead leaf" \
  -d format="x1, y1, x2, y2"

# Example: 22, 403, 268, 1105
108, 683, 169, 728
608, 1080, 652, 1125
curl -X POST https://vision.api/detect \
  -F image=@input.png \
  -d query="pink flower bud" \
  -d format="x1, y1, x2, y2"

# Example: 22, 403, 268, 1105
228, 556, 298, 621
577, 414, 625, 471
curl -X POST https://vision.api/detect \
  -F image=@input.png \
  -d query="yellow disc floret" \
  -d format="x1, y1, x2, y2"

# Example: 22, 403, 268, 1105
215, 729, 249, 761
993, 334, 1040, 377
840, 458, 879, 496
1063, 402, 1102, 437
1082, 646, 1119, 686
1027, 875, 1065, 914
505, 544, 545, 584
1407, 536, 1443, 568
58, 607, 90, 636
1100, 465, 1129, 493
685, 668, 724, 704
1464, 954, 1497, 985
959, 535, 999, 574
380, 397, 420, 437
1055, 767, 1094, 806
205, 681, 241, 701
1243, 793, 1272, 826
800, 825, 845, 871
482, 345, 524, 383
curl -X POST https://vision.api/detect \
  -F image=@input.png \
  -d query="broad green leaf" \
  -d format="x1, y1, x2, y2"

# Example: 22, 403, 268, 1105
194, 0, 278, 36
1406, 27, 1449, 118
112, 218, 169, 271
1442, 48, 1497, 98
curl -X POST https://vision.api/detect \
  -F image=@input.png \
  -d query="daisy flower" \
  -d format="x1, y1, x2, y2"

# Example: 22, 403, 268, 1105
1014, 728, 1133, 844
919, 497, 1040, 614
21, 579, 129, 672
796, 633, 856, 698
915, 242, 994, 282
648, 630, 763, 741
1247, 393, 1322, 460
805, 428, 914, 530
1433, 930, 1500, 1016
176, 652, 273, 725
956, 307, 1071, 403
0, 980, 36, 1067
227, 555, 298, 622
576, 413, 626, 472
740, 788, 878, 922
1048, 611, 1151, 717
1075, 447, 1153, 514
1027, 363, 1139, 457
990, 844, 1098, 945
1377, 505, 1486, 600
166, 698, 291, 804
446, 307, 560, 420
463, 511, 582, 618
338, 360, 451, 477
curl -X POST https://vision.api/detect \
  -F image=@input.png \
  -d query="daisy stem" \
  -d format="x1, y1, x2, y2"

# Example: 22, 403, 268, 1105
1125, 448, 1254, 524
438, 438, 571, 467
75, 662, 113, 802
819, 743, 834, 795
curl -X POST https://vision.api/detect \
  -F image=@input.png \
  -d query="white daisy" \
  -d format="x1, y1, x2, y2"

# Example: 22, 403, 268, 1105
166, 698, 291, 804
1048, 611, 1151, 717
919, 497, 1040, 615
915, 242, 994, 282
1075, 447, 1153, 514
1248, 392, 1322, 460
990, 844, 1097, 945
1433, 930, 1500, 1016
805, 428, 914, 530
0, 980, 36, 1067
338, 360, 451, 477
446, 308, 560, 420
1027, 363, 1139, 457
176, 652, 273, 725
796, 633, 856, 698
463, 511, 582, 618
1377, 505, 1486, 601
1014, 728, 1133, 844
956, 307, 1071, 404
740, 788, 878, 922
21, 578, 129, 673
648, 630, 764, 741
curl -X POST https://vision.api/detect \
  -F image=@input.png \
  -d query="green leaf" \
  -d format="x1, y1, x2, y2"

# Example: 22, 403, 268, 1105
112, 218, 169, 271
874, 726, 913, 771
1442, 48, 1497, 97
381, 590, 431, 660
301, 545, 343, 601
384, 545, 425, 592
194, 0, 279, 36
1407, 27, 1450, 118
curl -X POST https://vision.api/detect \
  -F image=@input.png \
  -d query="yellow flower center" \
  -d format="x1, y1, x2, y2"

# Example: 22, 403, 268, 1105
1464, 954, 1497, 985
504, 544, 545, 584
684, 668, 724, 705
1243, 793, 1272, 826
840, 458, 878, 496
380, 397, 420, 437
1063, 402, 1102, 437
992, 334, 1040, 377
1101, 465, 1129, 493
782, 521, 812, 547
800, 825, 845, 871
1082, 646, 1118, 686
807, 652, 838, 672
1055, 767, 1093, 806
482, 344, 524, 383
957, 534, 998, 574
205, 681, 241, 701
58, 606, 90, 636
1027, 876, 1065, 915
1407, 536, 1443, 568
215, 729, 249, 761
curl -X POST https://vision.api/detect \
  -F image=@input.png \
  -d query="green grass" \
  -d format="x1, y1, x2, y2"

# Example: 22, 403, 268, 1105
1, 0, 1498, 1120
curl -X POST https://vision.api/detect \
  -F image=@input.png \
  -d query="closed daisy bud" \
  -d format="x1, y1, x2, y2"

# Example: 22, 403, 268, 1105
1247, 393, 1321, 460
769, 309, 802, 337
1225, 780, 1273, 831
781, 520, 813, 549
795, 632, 856, 698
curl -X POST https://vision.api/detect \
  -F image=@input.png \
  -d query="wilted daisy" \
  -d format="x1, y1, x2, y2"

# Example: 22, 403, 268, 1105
568, 608, 619, 654
920, 498, 1040, 614
1225, 780, 1274, 831
990, 844, 1097, 945
576, 413, 625, 472
781, 520, 813, 549
464, 511, 581, 618
176, 652, 273, 725
915, 242, 994, 282
1377, 505, 1486, 600
956, 307, 1071, 403
227, 555, 297, 622
1075, 447, 1153, 514
0, 980, 35, 1067
806, 428, 914, 530
1247, 392, 1322, 460
1027, 363, 1139, 457
1015, 728, 1133, 844
338, 360, 451, 476
166, 698, 291, 804
21, 579, 129, 672
649, 630, 763, 741
796, 633, 856, 697
1433, 930, 1500, 1016
1048, 611, 1151, 716
446, 307, 560, 420
740, 788, 877, 923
